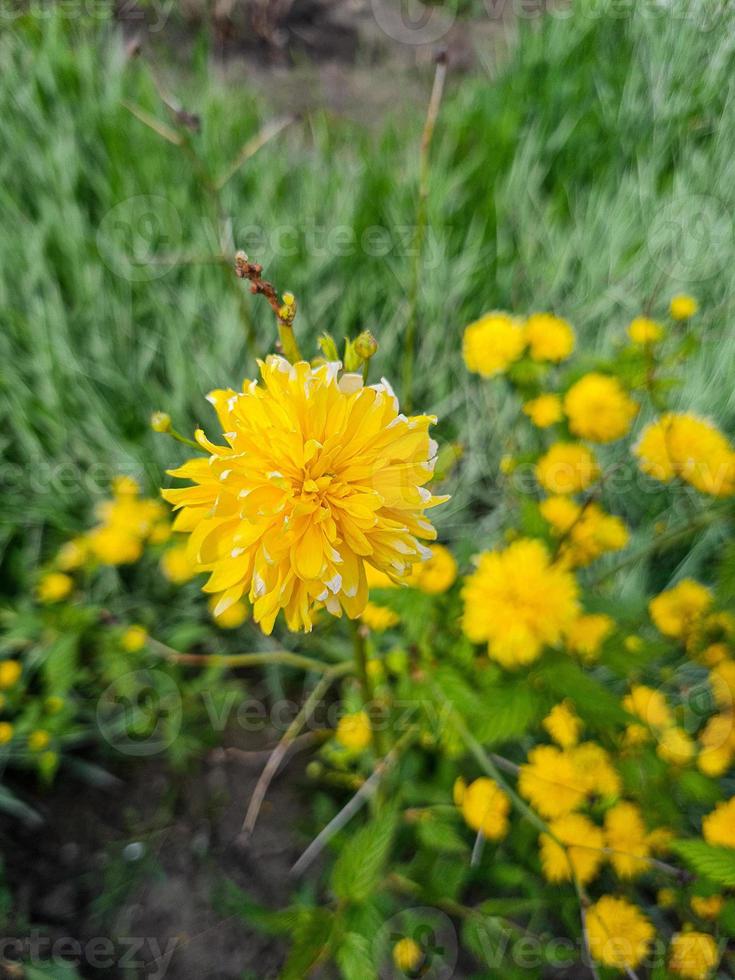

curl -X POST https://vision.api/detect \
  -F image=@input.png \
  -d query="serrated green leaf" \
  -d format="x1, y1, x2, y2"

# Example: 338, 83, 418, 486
336, 931, 374, 979
417, 816, 469, 855
331, 809, 398, 903
535, 657, 628, 729
474, 682, 546, 746
670, 840, 735, 886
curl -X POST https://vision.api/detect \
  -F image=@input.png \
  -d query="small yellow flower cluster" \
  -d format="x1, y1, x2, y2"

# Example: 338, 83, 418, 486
649, 580, 712, 641
668, 931, 720, 979
564, 373, 638, 443
540, 496, 629, 567
335, 710, 372, 752
87, 476, 170, 565
586, 895, 655, 971
462, 538, 579, 668
622, 682, 696, 764
635, 413, 735, 497
462, 311, 575, 378
564, 613, 615, 661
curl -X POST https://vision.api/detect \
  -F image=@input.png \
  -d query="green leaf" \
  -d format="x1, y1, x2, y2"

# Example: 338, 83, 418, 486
281, 908, 334, 980
331, 809, 398, 904
670, 840, 735, 886
336, 932, 374, 979
43, 632, 79, 695
535, 657, 628, 729
474, 682, 546, 746
417, 816, 469, 855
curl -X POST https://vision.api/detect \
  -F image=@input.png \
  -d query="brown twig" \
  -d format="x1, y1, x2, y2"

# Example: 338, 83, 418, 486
234, 251, 302, 362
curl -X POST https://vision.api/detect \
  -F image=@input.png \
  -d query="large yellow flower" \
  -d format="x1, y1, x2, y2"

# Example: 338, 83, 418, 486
162, 357, 447, 634
669, 932, 719, 980
634, 412, 735, 496
586, 896, 654, 971
564, 373, 638, 443
539, 813, 605, 885
454, 776, 510, 840
462, 538, 579, 667
649, 579, 712, 640
462, 311, 526, 377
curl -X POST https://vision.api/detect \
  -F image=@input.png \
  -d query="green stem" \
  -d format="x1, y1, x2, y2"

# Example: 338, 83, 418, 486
352, 622, 387, 758
149, 637, 342, 675
168, 428, 202, 451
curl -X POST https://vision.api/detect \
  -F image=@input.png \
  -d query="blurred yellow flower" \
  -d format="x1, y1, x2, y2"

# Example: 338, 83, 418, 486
361, 602, 399, 631
586, 896, 654, 971
634, 413, 735, 496
541, 497, 629, 568
658, 888, 677, 908
669, 294, 698, 320
669, 931, 719, 980
160, 543, 199, 585
604, 801, 650, 878
111, 475, 140, 496
523, 393, 563, 428
525, 313, 575, 362
150, 411, 172, 433
518, 745, 586, 818
37, 572, 73, 604
543, 701, 582, 748
120, 625, 148, 652
393, 938, 422, 973
462, 539, 579, 668
87, 525, 143, 565
650, 580, 712, 640
56, 538, 87, 571
408, 543, 457, 594
0, 723, 13, 745
462, 311, 526, 377
163, 357, 446, 634
628, 316, 664, 344
710, 660, 735, 709
565, 613, 614, 661
573, 742, 621, 798
657, 726, 695, 766
209, 597, 249, 629
535, 443, 599, 495
623, 684, 674, 731
336, 711, 372, 752
690, 895, 723, 920
702, 797, 735, 848
697, 713, 735, 777
564, 373, 638, 443
28, 730, 50, 752
454, 776, 510, 839
0, 661, 22, 690
539, 813, 605, 885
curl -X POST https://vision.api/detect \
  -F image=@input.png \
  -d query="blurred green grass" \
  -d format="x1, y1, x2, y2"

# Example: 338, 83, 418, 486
2, 2, 735, 587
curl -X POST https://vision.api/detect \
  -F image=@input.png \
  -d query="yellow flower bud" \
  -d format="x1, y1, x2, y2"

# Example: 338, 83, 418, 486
29, 730, 51, 752
393, 937, 422, 973
0, 722, 14, 745
150, 411, 172, 433
353, 330, 378, 361
0, 661, 22, 690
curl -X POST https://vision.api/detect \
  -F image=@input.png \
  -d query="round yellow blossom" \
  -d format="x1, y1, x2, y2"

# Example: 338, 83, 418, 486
573, 742, 621, 799
87, 526, 143, 565
28, 730, 50, 752
455, 776, 510, 840
702, 797, 735, 848
523, 393, 563, 429
209, 597, 249, 629
160, 543, 199, 585
462, 539, 579, 668
650, 580, 712, 640
657, 726, 695, 766
408, 543, 457, 594
111, 474, 140, 496
647, 826, 675, 854
392, 937, 423, 973
518, 745, 587, 818
121, 625, 148, 653
541, 497, 629, 568
149, 522, 172, 545
0, 661, 22, 690
462, 312, 526, 377
162, 357, 447, 634
535, 443, 599, 495
710, 660, 735, 709
690, 895, 723, 920
628, 316, 664, 345
539, 813, 605, 885
525, 313, 575, 363
604, 801, 651, 878
361, 602, 399, 631
543, 701, 582, 748
564, 373, 638, 443
565, 613, 615, 661
634, 413, 735, 497
623, 684, 674, 731
37, 572, 73, 604
669, 931, 719, 980
586, 896, 654, 972
670, 294, 699, 320
625, 635, 644, 653
0, 723, 13, 745
700, 642, 729, 667
698, 743, 732, 777
56, 538, 87, 571
624, 722, 650, 748
697, 713, 735, 777
336, 711, 372, 752
150, 411, 172, 433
